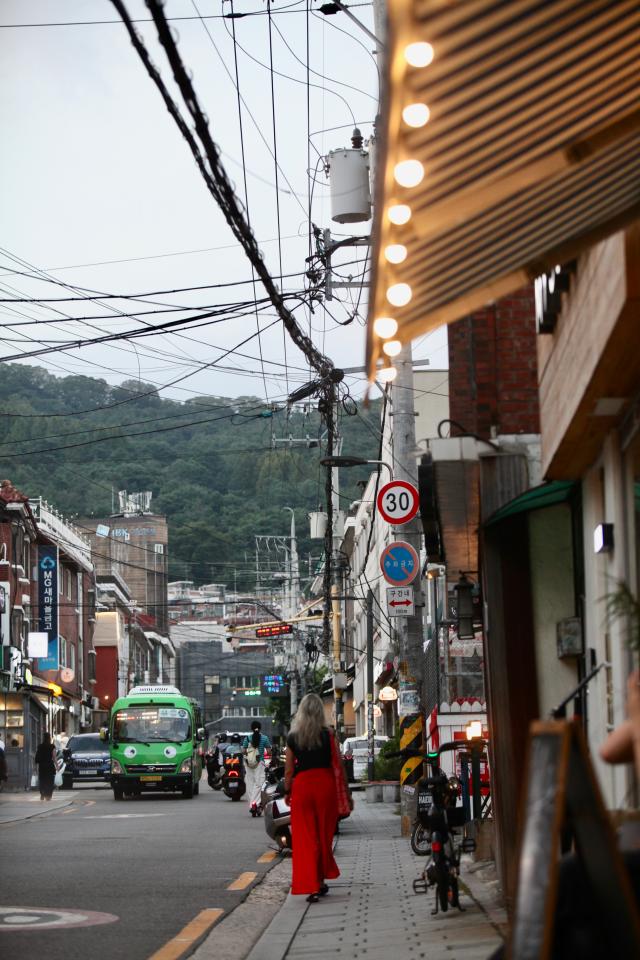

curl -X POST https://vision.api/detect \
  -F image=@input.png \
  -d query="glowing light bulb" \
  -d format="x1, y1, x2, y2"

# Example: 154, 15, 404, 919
404, 42, 434, 68
378, 366, 398, 383
387, 283, 412, 307
373, 316, 398, 339
403, 103, 430, 128
384, 244, 407, 265
383, 339, 402, 358
387, 204, 411, 225
394, 160, 425, 188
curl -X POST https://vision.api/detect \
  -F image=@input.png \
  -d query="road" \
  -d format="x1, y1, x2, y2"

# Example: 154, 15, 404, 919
0, 777, 281, 960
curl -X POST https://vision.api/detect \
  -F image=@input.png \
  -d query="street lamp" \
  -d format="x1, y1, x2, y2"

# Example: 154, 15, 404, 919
319, 456, 393, 478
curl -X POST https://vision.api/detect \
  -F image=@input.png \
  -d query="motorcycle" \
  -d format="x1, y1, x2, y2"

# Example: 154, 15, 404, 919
205, 751, 223, 791
263, 773, 291, 852
221, 745, 246, 801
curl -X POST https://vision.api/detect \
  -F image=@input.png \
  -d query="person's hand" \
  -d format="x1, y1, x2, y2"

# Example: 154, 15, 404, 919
600, 669, 640, 776
348, 793, 354, 811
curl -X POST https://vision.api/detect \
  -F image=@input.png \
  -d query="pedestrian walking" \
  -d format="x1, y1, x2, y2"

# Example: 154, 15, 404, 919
34, 732, 57, 801
242, 721, 271, 816
284, 693, 349, 902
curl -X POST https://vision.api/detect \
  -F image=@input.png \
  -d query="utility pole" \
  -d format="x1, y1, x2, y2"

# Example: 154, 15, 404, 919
393, 343, 426, 836
284, 508, 300, 715
366, 590, 375, 781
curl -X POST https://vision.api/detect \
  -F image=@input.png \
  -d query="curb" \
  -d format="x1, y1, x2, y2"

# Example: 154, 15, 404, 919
0, 798, 74, 824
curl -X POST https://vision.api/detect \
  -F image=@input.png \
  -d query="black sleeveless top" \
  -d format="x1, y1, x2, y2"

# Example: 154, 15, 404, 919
287, 727, 332, 773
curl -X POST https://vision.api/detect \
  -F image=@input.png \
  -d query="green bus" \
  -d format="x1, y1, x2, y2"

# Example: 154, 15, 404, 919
107, 685, 205, 800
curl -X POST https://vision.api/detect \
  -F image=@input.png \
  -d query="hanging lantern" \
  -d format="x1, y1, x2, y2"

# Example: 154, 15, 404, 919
379, 686, 398, 702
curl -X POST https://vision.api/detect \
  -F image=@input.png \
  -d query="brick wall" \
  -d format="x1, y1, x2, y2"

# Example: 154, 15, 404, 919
448, 286, 540, 438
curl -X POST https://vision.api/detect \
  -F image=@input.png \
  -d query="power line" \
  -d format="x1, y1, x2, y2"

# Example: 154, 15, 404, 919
111, 0, 334, 380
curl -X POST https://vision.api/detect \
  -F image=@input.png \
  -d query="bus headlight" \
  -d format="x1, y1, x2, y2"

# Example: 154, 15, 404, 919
179, 758, 192, 774
111, 759, 123, 774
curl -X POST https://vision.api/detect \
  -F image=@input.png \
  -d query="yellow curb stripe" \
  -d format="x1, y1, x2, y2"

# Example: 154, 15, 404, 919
146, 908, 223, 960
258, 850, 277, 863
257, 851, 277, 863
227, 871, 257, 891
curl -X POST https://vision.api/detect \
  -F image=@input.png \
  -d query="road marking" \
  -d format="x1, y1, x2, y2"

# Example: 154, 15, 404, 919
147, 908, 223, 960
227, 872, 257, 891
0, 906, 118, 931
80, 813, 167, 819
62, 808, 74, 814
257, 851, 277, 863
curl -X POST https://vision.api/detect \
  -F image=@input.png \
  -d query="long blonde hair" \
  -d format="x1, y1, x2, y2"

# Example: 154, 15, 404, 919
290, 693, 325, 750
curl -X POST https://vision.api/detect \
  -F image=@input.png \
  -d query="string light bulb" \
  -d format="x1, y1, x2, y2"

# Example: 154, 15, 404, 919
387, 204, 411, 225
394, 160, 424, 188
387, 283, 412, 307
378, 366, 398, 383
384, 244, 407, 264
373, 316, 398, 339
383, 339, 402, 358
403, 103, 430, 128
404, 42, 434, 67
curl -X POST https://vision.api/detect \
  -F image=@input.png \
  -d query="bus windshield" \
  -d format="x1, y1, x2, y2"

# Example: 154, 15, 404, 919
113, 706, 192, 743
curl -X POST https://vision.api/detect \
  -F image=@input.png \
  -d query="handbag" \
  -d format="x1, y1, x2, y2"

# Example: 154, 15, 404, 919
54, 768, 63, 788
329, 731, 352, 818
31, 773, 38, 789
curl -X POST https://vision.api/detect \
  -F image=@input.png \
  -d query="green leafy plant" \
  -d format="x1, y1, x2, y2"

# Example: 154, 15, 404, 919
603, 580, 640, 653
374, 731, 403, 781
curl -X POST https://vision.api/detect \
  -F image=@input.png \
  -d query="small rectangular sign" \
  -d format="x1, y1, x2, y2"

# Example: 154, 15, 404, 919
386, 586, 415, 617
28, 632, 49, 658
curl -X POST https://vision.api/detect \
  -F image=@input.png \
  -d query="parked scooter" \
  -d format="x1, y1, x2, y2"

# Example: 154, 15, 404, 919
263, 774, 291, 851
221, 739, 246, 801
390, 742, 477, 914
259, 754, 285, 814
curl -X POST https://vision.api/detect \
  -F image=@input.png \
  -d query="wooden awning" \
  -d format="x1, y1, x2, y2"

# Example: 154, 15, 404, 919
367, 0, 640, 378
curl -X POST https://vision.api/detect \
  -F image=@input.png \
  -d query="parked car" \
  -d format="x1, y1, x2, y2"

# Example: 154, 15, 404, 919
341, 735, 389, 781
61, 733, 111, 789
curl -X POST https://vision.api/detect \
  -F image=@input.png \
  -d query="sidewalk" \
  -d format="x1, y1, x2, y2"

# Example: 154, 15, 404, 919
242, 795, 506, 960
0, 790, 73, 824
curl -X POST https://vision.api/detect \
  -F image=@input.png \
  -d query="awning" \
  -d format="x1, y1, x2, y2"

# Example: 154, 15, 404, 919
485, 480, 576, 526
367, 0, 640, 378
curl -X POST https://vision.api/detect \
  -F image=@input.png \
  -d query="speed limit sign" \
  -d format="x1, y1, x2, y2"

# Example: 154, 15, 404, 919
376, 480, 420, 525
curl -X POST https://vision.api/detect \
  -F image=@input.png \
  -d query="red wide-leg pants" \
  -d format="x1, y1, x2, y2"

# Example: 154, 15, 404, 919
290, 767, 340, 895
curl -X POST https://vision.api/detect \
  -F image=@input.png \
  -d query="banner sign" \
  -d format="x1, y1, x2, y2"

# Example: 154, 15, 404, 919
37, 544, 59, 671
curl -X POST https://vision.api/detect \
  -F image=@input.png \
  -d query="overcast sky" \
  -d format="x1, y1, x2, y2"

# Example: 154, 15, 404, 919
0, 0, 447, 404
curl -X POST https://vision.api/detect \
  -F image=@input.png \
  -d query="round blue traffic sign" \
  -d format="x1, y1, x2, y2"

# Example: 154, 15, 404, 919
380, 541, 419, 586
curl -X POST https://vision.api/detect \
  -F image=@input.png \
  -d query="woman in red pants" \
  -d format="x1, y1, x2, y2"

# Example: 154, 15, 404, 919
284, 693, 344, 902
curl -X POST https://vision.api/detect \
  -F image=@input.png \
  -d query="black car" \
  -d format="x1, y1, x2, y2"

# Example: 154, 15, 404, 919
62, 733, 111, 789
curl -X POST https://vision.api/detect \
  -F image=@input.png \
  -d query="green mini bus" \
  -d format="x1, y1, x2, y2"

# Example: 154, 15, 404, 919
107, 685, 204, 800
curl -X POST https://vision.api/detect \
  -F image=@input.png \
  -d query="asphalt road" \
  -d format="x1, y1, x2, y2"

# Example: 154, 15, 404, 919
0, 777, 280, 960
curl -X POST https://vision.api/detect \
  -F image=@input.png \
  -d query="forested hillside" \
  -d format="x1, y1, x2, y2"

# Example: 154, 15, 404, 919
0, 363, 381, 589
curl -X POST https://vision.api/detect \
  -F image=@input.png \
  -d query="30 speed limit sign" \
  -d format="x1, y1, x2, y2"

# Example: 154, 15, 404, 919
376, 480, 419, 525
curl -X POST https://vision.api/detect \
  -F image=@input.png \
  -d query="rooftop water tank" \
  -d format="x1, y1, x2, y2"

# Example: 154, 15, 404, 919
327, 128, 371, 224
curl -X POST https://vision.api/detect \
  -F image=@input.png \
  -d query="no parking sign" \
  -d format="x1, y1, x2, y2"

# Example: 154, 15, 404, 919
379, 541, 419, 586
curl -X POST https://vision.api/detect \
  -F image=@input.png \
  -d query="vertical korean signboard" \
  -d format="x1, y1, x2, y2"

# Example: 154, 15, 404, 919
37, 544, 59, 670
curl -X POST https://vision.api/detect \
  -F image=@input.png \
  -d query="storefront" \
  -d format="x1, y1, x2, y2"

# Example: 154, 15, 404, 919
0, 688, 47, 791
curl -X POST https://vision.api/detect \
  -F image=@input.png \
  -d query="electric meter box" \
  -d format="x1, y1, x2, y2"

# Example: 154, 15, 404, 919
327, 148, 371, 223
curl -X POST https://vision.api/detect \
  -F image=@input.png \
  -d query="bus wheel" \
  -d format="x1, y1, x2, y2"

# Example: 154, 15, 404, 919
182, 783, 194, 799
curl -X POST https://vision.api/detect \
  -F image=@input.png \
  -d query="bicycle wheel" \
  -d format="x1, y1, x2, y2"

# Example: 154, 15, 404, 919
410, 823, 431, 856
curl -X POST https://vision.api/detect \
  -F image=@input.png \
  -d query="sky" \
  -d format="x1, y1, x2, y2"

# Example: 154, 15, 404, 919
0, 0, 447, 407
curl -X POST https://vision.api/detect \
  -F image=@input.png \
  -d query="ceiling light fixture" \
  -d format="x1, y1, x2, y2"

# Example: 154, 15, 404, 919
394, 159, 425, 188
402, 103, 430, 127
